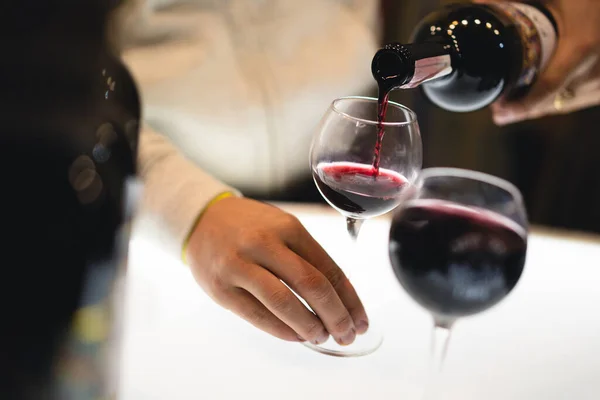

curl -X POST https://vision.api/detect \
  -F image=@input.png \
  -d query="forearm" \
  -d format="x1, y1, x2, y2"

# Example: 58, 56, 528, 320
134, 124, 241, 260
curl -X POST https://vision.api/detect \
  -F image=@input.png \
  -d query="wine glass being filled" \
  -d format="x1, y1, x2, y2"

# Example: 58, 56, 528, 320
307, 95, 422, 357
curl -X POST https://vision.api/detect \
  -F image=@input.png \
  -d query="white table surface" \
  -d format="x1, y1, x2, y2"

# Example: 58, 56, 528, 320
120, 203, 600, 400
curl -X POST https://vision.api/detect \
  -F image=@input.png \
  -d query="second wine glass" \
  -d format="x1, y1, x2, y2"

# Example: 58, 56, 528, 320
388, 168, 529, 397
307, 96, 422, 357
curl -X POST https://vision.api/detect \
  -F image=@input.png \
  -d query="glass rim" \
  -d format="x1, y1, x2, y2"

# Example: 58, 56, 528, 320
330, 96, 418, 127
418, 167, 525, 206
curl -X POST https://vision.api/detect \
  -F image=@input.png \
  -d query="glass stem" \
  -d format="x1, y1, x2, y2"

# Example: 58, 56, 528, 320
421, 319, 454, 400
430, 321, 452, 374
346, 217, 364, 241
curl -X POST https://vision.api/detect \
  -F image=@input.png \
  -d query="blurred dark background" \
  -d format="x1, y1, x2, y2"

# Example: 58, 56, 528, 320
380, 0, 600, 236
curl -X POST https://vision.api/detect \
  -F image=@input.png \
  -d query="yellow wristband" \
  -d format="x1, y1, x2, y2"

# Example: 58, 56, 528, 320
181, 191, 236, 265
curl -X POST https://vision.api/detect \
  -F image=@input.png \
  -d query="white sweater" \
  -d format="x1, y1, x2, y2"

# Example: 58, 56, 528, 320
121, 0, 380, 257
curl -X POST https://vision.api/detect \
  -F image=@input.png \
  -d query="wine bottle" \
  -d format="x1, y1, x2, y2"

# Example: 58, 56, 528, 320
371, 2, 558, 112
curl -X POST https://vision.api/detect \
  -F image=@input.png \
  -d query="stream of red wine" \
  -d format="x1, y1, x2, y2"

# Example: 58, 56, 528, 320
372, 90, 390, 175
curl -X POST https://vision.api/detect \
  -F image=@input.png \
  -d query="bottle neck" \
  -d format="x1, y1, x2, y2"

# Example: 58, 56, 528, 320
372, 41, 454, 92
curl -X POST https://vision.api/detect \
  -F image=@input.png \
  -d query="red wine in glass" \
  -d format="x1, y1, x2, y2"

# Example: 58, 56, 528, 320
313, 161, 409, 219
387, 168, 529, 400
389, 193, 528, 398
306, 96, 421, 357
389, 199, 527, 319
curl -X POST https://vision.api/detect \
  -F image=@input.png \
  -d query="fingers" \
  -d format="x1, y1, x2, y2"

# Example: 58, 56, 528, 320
279, 217, 369, 335
223, 287, 302, 342
250, 242, 359, 344
231, 263, 330, 345
493, 40, 590, 125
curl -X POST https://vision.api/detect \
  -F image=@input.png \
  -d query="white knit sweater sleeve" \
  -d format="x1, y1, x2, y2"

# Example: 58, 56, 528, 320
134, 123, 241, 259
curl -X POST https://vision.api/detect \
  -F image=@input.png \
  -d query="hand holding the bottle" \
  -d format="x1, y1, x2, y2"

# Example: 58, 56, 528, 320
479, 0, 600, 125
185, 196, 369, 345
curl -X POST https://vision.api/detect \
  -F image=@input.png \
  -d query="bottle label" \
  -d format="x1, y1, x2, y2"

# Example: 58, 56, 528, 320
490, 2, 557, 88
404, 55, 453, 88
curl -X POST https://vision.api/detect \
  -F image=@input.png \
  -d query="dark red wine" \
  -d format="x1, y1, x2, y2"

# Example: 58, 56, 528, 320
372, 2, 557, 112
389, 200, 527, 319
313, 162, 409, 219
372, 92, 389, 174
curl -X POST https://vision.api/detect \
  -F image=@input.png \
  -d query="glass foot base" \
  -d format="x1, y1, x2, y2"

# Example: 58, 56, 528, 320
301, 324, 383, 357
